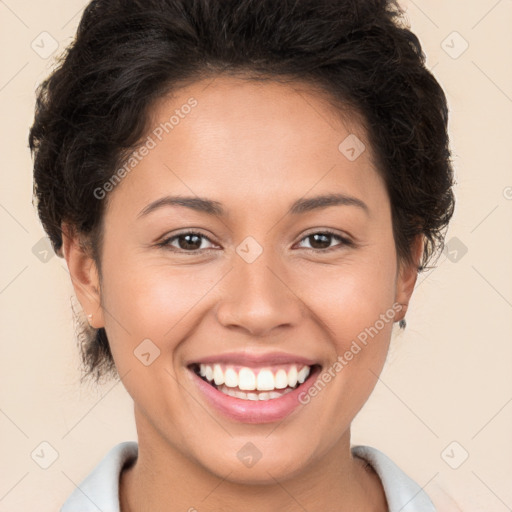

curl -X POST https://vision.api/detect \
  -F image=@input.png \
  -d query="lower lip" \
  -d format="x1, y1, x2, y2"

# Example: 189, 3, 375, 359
189, 366, 322, 424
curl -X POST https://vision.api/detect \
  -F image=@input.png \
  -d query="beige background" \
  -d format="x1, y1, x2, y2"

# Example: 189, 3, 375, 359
1, 1, 511, 511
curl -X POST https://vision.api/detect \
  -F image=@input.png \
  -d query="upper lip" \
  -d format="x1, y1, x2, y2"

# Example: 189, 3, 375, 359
186, 351, 320, 368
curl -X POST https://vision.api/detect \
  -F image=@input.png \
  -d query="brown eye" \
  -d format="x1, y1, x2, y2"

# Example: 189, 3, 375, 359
159, 231, 217, 253
297, 231, 353, 252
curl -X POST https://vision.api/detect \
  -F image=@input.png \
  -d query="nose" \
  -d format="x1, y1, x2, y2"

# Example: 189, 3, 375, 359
215, 248, 304, 338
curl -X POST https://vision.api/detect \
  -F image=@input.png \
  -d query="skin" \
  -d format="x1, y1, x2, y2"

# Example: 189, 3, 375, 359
62, 75, 422, 512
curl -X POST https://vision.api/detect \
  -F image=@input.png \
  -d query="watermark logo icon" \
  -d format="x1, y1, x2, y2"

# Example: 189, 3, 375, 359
441, 31, 469, 59
236, 236, 263, 264
443, 236, 468, 263
134, 338, 161, 366
32, 236, 55, 263
31, 441, 59, 469
31, 32, 59, 59
441, 441, 469, 469
237, 442, 262, 468
338, 134, 366, 161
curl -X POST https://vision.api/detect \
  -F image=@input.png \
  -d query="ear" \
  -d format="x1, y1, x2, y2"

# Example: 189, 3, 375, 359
61, 223, 105, 329
394, 234, 424, 322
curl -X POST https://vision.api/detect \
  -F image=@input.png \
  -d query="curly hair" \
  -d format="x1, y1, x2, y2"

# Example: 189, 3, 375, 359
29, 0, 455, 383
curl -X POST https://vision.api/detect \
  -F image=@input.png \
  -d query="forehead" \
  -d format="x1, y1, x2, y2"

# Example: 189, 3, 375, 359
107, 75, 386, 217
147, 74, 367, 159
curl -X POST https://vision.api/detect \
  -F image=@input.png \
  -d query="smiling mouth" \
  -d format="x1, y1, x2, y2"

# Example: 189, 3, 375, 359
189, 362, 321, 401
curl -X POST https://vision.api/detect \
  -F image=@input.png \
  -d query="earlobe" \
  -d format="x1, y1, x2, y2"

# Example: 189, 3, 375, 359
394, 234, 424, 322
61, 223, 104, 328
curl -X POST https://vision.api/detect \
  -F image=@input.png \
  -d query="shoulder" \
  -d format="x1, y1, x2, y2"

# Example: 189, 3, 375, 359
62, 442, 462, 512
351, 445, 465, 512
60, 441, 138, 512
351, 444, 438, 512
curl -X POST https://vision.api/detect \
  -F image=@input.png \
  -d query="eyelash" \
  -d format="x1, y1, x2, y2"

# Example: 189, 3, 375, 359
157, 229, 354, 254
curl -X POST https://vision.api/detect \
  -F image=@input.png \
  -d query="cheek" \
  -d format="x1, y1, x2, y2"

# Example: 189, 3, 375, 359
99, 256, 222, 368
299, 249, 397, 340
295, 248, 398, 408
98, 263, 196, 414
102, 252, 201, 327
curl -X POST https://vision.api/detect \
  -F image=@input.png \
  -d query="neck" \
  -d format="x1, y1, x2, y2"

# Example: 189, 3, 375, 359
120, 409, 387, 512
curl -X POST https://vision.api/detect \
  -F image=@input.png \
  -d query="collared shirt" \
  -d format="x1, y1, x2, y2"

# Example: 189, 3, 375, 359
61, 442, 437, 512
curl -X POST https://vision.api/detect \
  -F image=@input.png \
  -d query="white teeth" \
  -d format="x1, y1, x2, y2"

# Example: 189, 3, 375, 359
196, 363, 313, 392
238, 368, 256, 390
297, 366, 310, 384
256, 369, 275, 391
274, 369, 288, 389
215, 385, 296, 401
287, 366, 298, 387
224, 368, 238, 387
213, 364, 224, 385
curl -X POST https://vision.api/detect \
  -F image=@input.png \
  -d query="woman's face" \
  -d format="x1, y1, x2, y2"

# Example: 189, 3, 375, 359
67, 75, 419, 482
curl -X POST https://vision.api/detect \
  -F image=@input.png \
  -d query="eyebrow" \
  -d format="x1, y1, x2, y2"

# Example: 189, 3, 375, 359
137, 193, 369, 219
